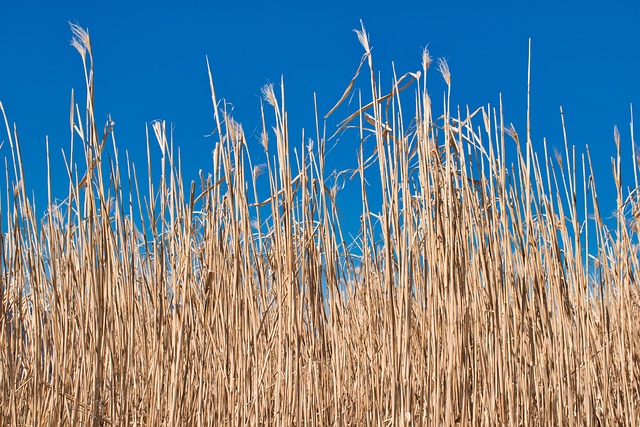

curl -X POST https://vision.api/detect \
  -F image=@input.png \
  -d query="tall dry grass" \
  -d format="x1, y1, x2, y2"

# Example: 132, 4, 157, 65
1, 23, 639, 426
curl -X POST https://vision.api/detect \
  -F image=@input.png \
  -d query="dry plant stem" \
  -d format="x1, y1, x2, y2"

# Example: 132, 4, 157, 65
0, 22, 639, 426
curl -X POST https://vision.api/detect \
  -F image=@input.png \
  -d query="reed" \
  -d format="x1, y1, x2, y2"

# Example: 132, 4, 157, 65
0, 22, 638, 426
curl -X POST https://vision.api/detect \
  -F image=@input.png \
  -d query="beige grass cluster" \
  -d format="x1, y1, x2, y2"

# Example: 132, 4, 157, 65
1, 23, 639, 426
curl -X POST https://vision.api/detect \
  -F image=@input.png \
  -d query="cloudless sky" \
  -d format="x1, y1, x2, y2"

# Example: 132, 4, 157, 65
1, 1, 639, 239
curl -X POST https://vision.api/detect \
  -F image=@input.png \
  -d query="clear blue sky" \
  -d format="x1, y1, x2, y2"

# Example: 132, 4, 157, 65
1, 1, 639, 236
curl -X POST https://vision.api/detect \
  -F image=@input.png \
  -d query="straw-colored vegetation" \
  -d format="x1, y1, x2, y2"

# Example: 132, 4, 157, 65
1, 23, 639, 426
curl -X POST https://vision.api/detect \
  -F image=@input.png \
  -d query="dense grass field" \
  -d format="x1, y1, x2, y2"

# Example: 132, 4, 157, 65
1, 24, 639, 426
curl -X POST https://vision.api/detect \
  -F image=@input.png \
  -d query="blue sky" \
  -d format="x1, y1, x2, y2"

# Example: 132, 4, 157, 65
1, 1, 639, 238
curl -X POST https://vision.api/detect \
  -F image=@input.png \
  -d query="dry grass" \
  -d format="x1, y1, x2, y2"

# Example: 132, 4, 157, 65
1, 23, 639, 426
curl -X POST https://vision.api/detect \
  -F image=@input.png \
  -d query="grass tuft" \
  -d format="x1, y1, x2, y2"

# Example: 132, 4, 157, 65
1, 23, 639, 426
